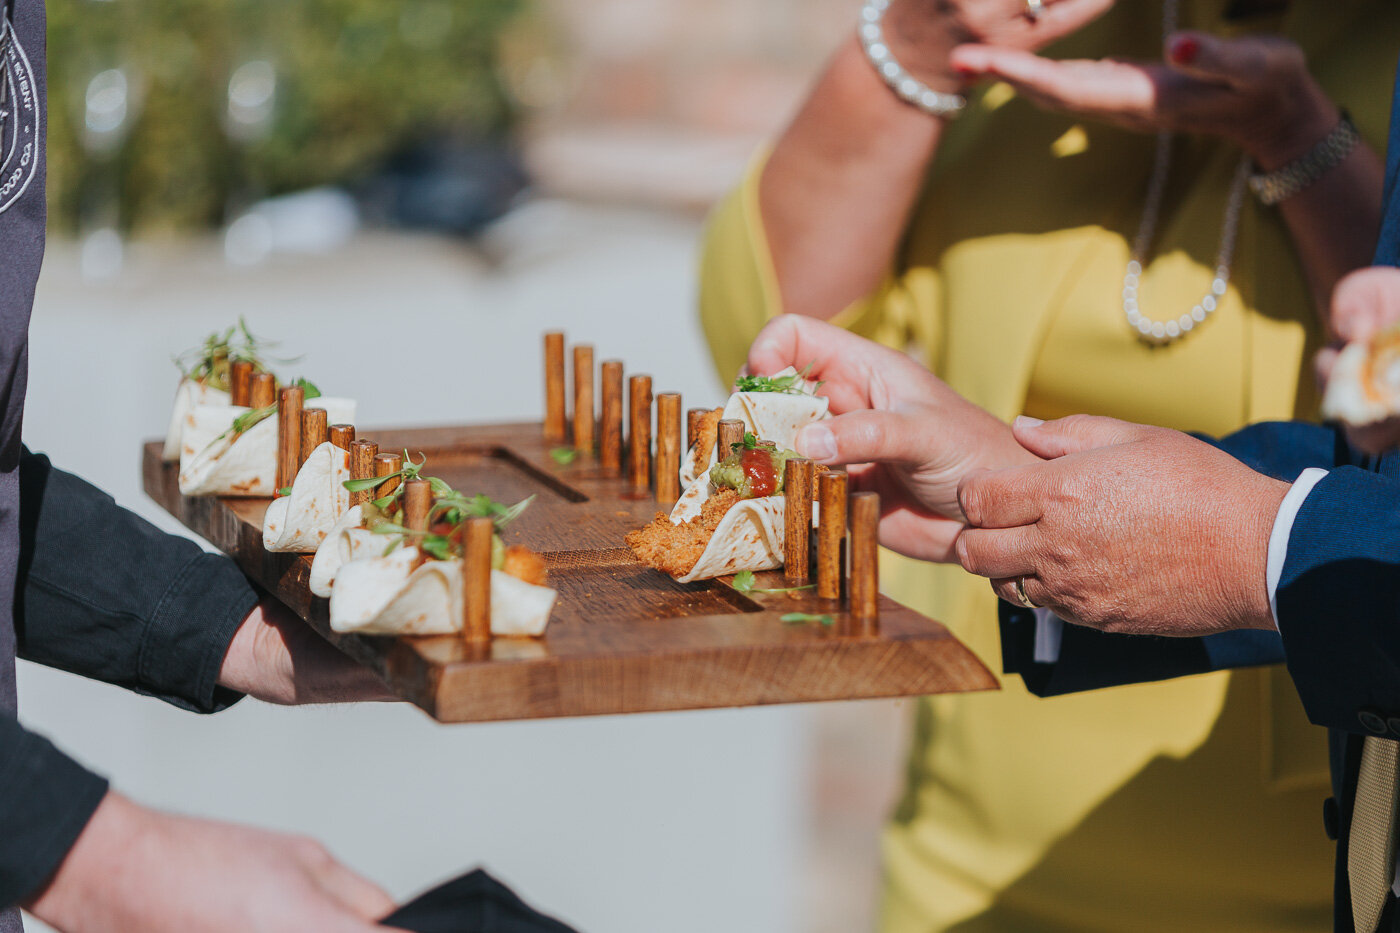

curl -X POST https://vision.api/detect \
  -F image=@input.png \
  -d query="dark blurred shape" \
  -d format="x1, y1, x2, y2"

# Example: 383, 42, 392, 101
383, 868, 583, 933
357, 137, 529, 236
1223, 0, 1290, 18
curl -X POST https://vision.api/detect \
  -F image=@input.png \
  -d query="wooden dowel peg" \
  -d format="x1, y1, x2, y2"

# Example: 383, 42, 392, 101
544, 332, 566, 442
850, 491, 880, 623
462, 516, 494, 643
628, 374, 653, 492
717, 419, 745, 460
374, 452, 403, 501
328, 424, 355, 451
817, 470, 849, 600
402, 479, 432, 532
276, 386, 304, 493
687, 407, 709, 452
229, 361, 253, 407
572, 344, 595, 454
299, 407, 328, 467
599, 360, 624, 473
656, 393, 682, 502
248, 372, 276, 410
348, 440, 379, 507
784, 458, 815, 583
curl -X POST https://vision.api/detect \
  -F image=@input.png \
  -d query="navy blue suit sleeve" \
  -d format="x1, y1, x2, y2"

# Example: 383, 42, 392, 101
1374, 59, 1400, 268
1273, 466, 1400, 734
1001, 420, 1348, 698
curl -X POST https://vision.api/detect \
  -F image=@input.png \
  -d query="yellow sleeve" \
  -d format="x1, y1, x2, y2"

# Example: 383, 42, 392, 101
697, 150, 917, 386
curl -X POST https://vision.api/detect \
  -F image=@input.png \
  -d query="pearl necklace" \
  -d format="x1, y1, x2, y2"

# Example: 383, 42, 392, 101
1122, 0, 1250, 346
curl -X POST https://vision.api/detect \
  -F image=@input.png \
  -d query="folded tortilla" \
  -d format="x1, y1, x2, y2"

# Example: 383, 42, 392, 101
309, 505, 374, 598
1321, 331, 1400, 426
665, 478, 819, 584
328, 545, 557, 637
163, 378, 230, 461
177, 396, 356, 497
678, 366, 830, 487
261, 441, 352, 552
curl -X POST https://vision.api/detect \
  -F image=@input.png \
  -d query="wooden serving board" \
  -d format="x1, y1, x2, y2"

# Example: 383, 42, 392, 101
143, 422, 996, 722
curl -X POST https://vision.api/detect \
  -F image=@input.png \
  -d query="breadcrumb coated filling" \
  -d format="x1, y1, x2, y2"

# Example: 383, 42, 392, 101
502, 545, 548, 587
625, 488, 741, 577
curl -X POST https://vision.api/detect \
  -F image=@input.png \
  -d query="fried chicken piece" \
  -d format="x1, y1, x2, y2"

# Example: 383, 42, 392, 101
502, 545, 548, 587
626, 489, 740, 577
693, 407, 724, 465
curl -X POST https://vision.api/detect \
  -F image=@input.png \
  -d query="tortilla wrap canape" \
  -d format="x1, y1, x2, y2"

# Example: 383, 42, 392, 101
1322, 328, 1400, 426
327, 546, 557, 638
261, 441, 352, 552
678, 367, 829, 488
177, 397, 356, 497
630, 442, 819, 584
162, 378, 230, 461
309, 505, 374, 598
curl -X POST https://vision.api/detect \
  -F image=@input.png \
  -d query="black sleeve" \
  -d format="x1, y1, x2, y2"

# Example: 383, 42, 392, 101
1, 449, 263, 907
0, 716, 109, 908
15, 449, 257, 712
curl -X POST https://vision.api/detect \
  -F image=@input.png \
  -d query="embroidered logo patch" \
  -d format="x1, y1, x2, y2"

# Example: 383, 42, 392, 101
0, 29, 39, 216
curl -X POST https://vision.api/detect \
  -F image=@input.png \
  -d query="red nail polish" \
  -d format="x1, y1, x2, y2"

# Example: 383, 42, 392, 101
954, 65, 977, 79
1169, 36, 1199, 64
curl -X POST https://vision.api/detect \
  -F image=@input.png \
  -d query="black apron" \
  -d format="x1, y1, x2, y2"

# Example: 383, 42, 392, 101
0, 0, 46, 929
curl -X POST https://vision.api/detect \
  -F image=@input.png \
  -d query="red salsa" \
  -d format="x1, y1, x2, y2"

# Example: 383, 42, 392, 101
741, 448, 778, 498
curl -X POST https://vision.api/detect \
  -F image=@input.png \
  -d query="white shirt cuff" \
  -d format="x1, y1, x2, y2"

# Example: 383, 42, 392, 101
1265, 468, 1328, 631
1032, 608, 1063, 664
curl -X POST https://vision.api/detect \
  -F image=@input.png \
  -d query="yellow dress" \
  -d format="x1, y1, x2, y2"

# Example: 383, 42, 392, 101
698, 3, 1400, 931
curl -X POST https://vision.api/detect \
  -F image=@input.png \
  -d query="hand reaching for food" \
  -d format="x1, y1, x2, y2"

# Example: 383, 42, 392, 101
745, 315, 1037, 562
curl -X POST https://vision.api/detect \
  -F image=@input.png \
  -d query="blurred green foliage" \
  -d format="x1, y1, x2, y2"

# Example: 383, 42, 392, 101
46, 0, 525, 233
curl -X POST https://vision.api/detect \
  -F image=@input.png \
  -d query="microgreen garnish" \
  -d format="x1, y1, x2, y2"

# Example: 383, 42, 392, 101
172, 318, 296, 391
781, 612, 835, 626
418, 535, 457, 561
730, 432, 760, 454
343, 475, 388, 494
550, 447, 579, 466
222, 377, 323, 439
430, 492, 534, 530
342, 450, 428, 496
730, 570, 816, 595
276, 486, 292, 497
733, 363, 821, 396
366, 489, 534, 561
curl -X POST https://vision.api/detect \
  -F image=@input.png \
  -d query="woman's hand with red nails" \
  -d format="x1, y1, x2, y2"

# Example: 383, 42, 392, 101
950, 31, 1337, 171
875, 0, 1115, 96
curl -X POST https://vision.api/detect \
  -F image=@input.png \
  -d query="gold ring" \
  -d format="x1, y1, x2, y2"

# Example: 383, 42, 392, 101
1015, 576, 1039, 609
1024, 0, 1045, 21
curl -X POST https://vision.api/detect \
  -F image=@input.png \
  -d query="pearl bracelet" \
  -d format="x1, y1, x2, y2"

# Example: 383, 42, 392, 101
858, 0, 966, 118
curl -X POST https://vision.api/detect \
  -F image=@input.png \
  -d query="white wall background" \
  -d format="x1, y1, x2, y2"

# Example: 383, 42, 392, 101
16, 202, 809, 933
